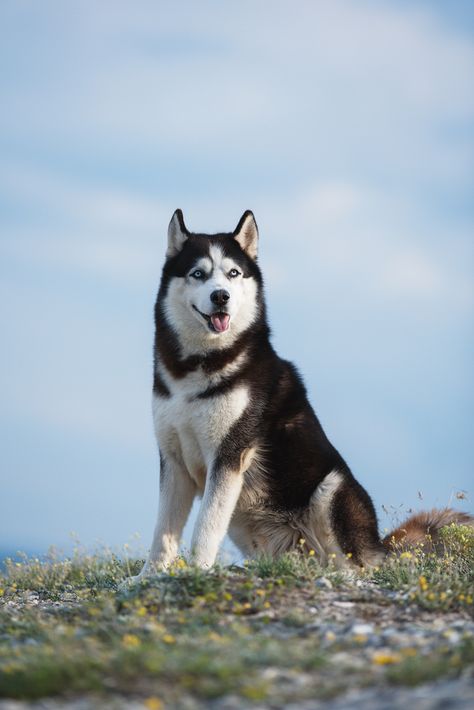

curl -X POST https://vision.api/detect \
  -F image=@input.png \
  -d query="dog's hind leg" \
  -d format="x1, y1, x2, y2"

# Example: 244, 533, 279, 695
327, 471, 386, 568
139, 454, 196, 577
305, 470, 385, 569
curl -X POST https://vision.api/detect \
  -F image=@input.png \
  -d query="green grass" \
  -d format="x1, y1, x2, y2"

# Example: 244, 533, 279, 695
0, 524, 473, 705
386, 637, 474, 686
372, 522, 474, 611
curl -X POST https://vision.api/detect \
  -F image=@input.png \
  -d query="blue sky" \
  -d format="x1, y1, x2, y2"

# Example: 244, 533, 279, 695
1, 1, 473, 560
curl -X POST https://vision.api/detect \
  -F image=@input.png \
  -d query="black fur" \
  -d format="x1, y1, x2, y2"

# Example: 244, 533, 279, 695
154, 224, 384, 565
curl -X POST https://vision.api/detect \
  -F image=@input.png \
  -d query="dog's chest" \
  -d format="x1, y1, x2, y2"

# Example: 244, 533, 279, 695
153, 368, 249, 485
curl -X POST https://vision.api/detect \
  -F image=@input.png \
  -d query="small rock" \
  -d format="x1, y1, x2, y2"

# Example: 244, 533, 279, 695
315, 576, 333, 589
351, 623, 375, 636
443, 629, 461, 644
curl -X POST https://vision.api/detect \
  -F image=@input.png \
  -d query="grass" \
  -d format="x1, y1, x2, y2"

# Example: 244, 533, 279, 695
0, 524, 473, 706
372, 522, 474, 611
386, 637, 474, 687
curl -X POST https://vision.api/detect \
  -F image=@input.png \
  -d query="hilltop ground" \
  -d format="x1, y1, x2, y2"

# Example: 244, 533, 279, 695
0, 524, 473, 709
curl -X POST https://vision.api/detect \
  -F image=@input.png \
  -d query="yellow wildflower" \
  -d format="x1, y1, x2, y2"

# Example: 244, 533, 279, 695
122, 634, 140, 648
418, 575, 428, 592
372, 651, 401, 665
144, 698, 163, 710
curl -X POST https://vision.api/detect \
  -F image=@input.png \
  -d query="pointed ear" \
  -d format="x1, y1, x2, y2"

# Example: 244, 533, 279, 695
166, 209, 189, 258
233, 210, 259, 260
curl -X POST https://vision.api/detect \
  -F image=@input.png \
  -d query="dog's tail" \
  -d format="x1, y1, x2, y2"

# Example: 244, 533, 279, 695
382, 507, 474, 552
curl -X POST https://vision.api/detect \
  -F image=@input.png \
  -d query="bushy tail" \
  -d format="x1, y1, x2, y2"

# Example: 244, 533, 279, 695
383, 507, 474, 552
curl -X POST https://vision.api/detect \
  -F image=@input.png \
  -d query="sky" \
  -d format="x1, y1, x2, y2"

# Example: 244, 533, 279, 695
0, 0, 473, 561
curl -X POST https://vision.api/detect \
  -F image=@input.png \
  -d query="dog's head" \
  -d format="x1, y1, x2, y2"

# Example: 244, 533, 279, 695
159, 210, 263, 351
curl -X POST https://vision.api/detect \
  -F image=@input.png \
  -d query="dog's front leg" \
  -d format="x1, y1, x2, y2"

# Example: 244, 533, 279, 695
191, 465, 244, 568
140, 455, 196, 577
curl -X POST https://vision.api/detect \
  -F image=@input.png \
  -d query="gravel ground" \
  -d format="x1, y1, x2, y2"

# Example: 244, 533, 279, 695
1, 576, 473, 709
0, 679, 473, 709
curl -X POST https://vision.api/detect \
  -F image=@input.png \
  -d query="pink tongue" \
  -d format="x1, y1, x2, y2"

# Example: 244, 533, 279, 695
211, 313, 230, 332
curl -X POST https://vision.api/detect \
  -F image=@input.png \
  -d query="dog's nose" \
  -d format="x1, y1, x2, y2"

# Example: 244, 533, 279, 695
210, 289, 230, 307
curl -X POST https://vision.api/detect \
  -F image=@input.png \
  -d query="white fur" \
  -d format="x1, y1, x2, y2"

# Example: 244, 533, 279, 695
153, 383, 249, 480
191, 470, 244, 568
143, 381, 249, 570
142, 462, 196, 574
163, 245, 258, 357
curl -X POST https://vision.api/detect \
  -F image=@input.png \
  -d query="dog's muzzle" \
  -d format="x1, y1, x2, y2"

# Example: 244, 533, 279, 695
192, 305, 230, 333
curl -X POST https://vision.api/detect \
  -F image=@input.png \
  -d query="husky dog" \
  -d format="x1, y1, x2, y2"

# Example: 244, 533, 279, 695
132, 210, 472, 579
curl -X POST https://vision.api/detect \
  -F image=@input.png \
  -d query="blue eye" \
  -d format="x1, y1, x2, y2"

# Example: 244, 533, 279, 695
229, 268, 240, 278
191, 269, 204, 279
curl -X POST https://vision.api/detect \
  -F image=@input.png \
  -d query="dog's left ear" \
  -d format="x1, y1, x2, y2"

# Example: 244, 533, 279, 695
167, 209, 189, 258
233, 210, 259, 260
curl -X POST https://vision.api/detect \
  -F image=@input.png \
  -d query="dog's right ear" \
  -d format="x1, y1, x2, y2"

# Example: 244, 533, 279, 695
166, 209, 189, 258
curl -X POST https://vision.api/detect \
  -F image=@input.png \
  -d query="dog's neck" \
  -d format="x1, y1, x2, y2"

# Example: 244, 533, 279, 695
154, 302, 270, 380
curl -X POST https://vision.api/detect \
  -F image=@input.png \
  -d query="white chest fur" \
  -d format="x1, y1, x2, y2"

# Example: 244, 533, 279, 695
153, 367, 249, 491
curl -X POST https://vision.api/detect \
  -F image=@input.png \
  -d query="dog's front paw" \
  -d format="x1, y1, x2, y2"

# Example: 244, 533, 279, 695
118, 561, 169, 592
190, 555, 216, 570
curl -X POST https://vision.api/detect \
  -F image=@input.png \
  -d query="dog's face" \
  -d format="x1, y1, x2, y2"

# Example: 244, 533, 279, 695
160, 210, 263, 351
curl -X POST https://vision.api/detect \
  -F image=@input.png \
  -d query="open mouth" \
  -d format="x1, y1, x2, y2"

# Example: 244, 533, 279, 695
192, 305, 230, 333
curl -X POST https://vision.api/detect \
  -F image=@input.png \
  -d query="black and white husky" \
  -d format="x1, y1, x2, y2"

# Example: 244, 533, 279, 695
130, 210, 472, 580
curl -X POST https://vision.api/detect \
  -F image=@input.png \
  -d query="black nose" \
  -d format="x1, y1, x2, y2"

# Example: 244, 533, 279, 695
210, 289, 230, 307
